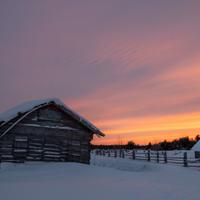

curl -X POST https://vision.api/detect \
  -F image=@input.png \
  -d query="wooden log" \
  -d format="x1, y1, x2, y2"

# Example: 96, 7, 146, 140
164, 151, 167, 163
132, 150, 136, 160
184, 152, 188, 167
157, 151, 159, 163
122, 150, 125, 158
114, 150, 117, 158
147, 150, 151, 162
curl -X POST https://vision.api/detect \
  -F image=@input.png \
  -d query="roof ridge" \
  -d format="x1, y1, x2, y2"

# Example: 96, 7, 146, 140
0, 98, 105, 137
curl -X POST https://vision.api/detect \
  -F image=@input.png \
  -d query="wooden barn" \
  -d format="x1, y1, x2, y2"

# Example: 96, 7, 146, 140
0, 99, 104, 164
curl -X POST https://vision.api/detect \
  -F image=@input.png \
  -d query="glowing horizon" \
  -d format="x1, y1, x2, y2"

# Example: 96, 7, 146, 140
69, 103, 200, 145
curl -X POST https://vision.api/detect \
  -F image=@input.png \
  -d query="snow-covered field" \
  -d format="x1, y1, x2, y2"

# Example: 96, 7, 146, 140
0, 155, 200, 200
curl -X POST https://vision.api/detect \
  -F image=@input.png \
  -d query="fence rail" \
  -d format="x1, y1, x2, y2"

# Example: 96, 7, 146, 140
92, 149, 200, 168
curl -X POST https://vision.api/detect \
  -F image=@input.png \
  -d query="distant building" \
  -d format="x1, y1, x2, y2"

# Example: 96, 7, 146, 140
192, 140, 200, 152
0, 99, 104, 164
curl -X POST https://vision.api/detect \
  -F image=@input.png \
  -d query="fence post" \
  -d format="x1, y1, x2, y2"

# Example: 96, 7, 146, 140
114, 150, 117, 158
108, 150, 110, 157
157, 151, 159, 163
164, 151, 167, 163
184, 152, 188, 167
132, 150, 136, 160
119, 149, 122, 158
122, 150, 125, 158
147, 150, 151, 162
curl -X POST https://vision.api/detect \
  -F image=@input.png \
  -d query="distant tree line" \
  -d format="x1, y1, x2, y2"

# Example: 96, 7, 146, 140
92, 135, 200, 151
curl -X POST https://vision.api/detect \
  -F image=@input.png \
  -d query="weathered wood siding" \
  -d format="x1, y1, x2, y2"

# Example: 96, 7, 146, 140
0, 105, 93, 164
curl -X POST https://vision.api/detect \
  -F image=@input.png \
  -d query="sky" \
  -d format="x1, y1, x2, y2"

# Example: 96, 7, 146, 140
1, 0, 200, 145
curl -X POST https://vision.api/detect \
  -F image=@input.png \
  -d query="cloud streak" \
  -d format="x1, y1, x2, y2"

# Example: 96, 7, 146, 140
1, 0, 200, 144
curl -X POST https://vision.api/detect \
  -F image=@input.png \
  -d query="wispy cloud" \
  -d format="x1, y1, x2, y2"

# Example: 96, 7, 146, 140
1, 1, 200, 144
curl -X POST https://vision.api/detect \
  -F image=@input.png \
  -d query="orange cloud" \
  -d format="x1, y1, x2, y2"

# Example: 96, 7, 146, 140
67, 91, 200, 144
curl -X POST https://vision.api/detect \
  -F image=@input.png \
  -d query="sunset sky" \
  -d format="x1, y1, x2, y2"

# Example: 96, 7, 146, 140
1, 1, 200, 145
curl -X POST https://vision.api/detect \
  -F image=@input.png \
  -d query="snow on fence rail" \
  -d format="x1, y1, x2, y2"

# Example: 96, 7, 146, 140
92, 149, 200, 168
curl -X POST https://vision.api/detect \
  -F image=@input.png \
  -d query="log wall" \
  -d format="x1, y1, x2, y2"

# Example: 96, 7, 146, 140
0, 105, 93, 164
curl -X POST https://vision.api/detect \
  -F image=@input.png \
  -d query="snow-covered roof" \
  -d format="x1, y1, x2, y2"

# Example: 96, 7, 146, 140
192, 140, 200, 151
0, 98, 63, 123
0, 98, 104, 137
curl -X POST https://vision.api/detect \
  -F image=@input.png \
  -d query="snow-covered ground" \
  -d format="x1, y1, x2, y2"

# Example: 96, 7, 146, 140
0, 155, 200, 200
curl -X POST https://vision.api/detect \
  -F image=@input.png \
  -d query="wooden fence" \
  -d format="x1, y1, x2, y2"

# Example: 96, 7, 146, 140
93, 149, 200, 168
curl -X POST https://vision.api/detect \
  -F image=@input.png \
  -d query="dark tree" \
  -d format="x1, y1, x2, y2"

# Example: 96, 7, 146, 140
146, 142, 152, 150
195, 135, 200, 142
126, 141, 136, 149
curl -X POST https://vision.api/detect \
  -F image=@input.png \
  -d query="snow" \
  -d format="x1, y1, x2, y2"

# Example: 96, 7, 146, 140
20, 123, 78, 131
192, 140, 200, 151
0, 98, 63, 123
0, 155, 200, 200
0, 98, 104, 136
